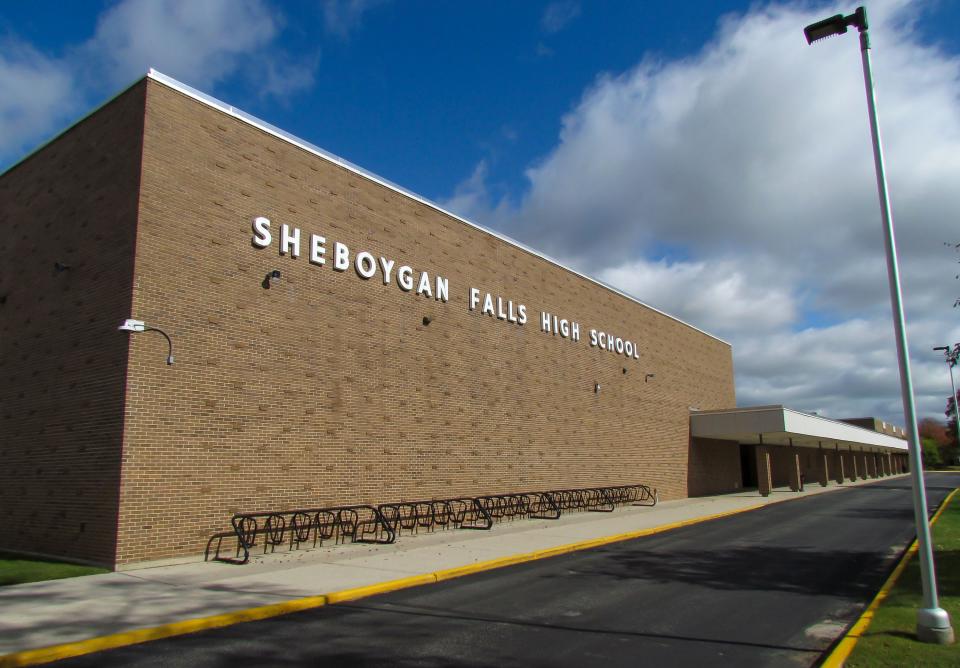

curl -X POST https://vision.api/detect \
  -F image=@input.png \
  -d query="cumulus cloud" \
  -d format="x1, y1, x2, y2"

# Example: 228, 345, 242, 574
541, 2, 581, 34
323, 0, 387, 38
444, 0, 960, 422
0, 38, 77, 162
80, 0, 280, 90
598, 257, 797, 334
0, 0, 318, 166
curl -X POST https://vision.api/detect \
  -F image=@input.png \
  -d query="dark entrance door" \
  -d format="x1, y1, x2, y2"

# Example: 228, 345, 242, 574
740, 443, 757, 488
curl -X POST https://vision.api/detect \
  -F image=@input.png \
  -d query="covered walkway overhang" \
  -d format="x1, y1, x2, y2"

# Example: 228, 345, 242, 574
690, 406, 909, 496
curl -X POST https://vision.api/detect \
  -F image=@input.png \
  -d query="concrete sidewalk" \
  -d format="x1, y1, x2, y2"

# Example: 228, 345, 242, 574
0, 477, 898, 658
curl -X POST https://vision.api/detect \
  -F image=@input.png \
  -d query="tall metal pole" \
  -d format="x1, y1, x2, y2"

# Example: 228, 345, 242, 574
948, 356, 959, 448
859, 29, 954, 644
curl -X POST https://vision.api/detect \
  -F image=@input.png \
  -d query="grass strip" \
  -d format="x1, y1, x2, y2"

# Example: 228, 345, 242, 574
845, 490, 960, 667
0, 552, 107, 587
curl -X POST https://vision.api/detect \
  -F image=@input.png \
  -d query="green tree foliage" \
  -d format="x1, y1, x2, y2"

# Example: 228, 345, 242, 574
922, 437, 943, 468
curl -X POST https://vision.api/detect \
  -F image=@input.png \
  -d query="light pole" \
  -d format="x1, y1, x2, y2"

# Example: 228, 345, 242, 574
934, 345, 960, 450
804, 7, 954, 644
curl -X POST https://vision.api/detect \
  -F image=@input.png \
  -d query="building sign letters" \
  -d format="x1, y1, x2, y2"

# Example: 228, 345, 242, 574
252, 216, 640, 360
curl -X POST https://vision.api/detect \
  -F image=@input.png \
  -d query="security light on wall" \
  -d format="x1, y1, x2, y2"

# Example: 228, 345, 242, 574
645, 374, 656, 383
262, 269, 281, 289
118, 319, 175, 365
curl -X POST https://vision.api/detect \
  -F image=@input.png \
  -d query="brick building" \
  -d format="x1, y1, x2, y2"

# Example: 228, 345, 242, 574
0, 72, 908, 569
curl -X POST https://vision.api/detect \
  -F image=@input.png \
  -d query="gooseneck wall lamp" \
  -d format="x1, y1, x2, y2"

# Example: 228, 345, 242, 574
804, 7, 953, 644
118, 319, 175, 365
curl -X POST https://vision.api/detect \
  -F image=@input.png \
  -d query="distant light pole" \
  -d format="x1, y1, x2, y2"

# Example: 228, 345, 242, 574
934, 345, 960, 448
804, 7, 954, 644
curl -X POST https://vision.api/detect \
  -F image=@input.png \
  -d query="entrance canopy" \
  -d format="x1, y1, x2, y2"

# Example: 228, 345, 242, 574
691, 405, 908, 452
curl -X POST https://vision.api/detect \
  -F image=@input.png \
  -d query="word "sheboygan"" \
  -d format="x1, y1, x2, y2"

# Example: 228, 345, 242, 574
251, 217, 449, 301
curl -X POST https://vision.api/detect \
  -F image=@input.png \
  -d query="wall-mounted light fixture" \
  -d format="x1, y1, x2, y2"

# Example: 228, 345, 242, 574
262, 269, 281, 289
54, 262, 71, 273
594, 382, 601, 393
422, 316, 432, 326
118, 319, 175, 365
645, 373, 656, 383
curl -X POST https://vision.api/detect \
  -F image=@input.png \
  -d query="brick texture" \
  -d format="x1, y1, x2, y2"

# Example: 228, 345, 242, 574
3, 78, 738, 568
0, 82, 145, 565
687, 437, 742, 496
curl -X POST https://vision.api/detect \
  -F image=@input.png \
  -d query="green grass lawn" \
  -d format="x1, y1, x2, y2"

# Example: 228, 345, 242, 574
0, 551, 108, 587
845, 490, 960, 666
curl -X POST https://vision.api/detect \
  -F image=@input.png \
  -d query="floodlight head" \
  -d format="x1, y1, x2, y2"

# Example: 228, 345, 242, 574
935, 346, 950, 352
804, 7, 868, 45
119, 319, 146, 332
804, 14, 847, 44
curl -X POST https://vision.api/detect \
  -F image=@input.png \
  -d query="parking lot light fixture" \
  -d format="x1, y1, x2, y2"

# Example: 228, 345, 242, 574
804, 6, 953, 644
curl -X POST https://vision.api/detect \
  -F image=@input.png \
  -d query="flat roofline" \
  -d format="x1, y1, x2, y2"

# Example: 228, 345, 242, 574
134, 69, 728, 346
690, 405, 908, 451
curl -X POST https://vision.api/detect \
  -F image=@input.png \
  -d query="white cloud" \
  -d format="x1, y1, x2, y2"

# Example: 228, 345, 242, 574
323, 0, 386, 38
445, 0, 960, 423
541, 1, 581, 34
0, 38, 76, 162
83, 0, 276, 88
598, 257, 797, 334
0, 0, 318, 166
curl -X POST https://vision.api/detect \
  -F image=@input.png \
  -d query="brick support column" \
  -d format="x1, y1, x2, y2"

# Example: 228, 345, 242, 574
788, 452, 802, 492
836, 451, 845, 484
818, 452, 829, 487
756, 446, 772, 497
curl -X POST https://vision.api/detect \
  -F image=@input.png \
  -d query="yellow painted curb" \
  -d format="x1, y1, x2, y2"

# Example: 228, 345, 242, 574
0, 594, 328, 668
324, 573, 437, 604
820, 486, 959, 668
0, 499, 770, 667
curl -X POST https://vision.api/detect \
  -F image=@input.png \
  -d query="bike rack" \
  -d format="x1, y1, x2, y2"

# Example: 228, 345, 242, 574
211, 483, 658, 564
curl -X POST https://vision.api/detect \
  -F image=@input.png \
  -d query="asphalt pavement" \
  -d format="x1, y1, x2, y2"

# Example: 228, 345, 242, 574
45, 473, 960, 667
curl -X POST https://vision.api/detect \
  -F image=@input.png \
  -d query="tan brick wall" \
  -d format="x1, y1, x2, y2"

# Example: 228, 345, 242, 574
0, 82, 145, 566
3, 77, 737, 568
109, 79, 736, 566
687, 437, 742, 496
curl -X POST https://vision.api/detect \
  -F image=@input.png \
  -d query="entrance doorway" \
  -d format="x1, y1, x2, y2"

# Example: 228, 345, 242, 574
740, 443, 757, 488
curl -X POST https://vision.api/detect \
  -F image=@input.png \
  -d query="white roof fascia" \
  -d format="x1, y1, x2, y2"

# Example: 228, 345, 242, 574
144, 69, 729, 347
691, 406, 787, 436
781, 409, 907, 451
691, 406, 908, 452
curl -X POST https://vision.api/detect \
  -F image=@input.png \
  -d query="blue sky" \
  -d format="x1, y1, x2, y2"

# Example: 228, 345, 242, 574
3, 1, 960, 423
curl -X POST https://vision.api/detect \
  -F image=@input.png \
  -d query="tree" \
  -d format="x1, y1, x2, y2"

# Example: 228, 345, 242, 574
919, 417, 950, 446
946, 389, 960, 444
922, 437, 944, 468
